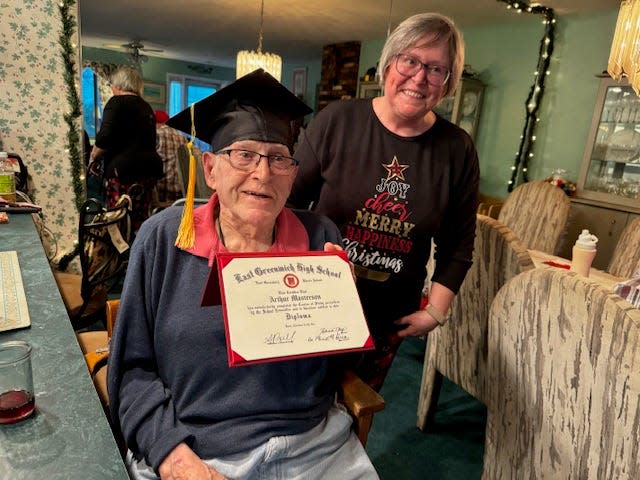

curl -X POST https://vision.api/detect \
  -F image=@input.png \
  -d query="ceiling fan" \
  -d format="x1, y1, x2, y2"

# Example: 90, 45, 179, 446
103, 40, 164, 63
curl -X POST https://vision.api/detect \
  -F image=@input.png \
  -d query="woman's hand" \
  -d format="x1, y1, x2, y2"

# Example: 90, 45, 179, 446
87, 159, 101, 177
158, 443, 227, 480
394, 309, 440, 338
87, 145, 104, 176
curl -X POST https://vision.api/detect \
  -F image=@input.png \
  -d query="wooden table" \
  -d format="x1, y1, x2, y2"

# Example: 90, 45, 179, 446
528, 249, 624, 290
0, 214, 128, 479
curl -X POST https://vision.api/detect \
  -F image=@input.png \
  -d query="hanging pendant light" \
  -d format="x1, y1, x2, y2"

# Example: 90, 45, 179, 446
608, 0, 640, 95
236, 0, 282, 81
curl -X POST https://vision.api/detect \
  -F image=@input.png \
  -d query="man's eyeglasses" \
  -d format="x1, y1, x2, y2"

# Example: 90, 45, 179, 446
394, 53, 450, 87
216, 149, 299, 175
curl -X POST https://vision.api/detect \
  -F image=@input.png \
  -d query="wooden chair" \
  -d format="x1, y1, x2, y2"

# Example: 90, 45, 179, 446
477, 193, 503, 220
484, 268, 640, 479
53, 195, 132, 330
498, 180, 570, 254
416, 214, 534, 430
80, 299, 385, 446
76, 299, 118, 408
607, 215, 640, 278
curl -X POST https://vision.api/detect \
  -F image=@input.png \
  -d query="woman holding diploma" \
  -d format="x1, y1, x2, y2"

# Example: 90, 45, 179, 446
107, 70, 378, 480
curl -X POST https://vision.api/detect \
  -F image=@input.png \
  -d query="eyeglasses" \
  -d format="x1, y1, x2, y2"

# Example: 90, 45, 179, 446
216, 149, 299, 175
394, 53, 451, 87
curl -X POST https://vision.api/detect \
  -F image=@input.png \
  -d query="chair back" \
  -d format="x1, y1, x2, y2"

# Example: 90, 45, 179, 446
417, 215, 534, 429
608, 215, 640, 278
498, 180, 570, 254
484, 268, 640, 479
176, 144, 214, 199
79, 195, 132, 307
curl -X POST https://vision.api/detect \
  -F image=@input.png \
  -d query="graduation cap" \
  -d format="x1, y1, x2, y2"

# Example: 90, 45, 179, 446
166, 69, 312, 249
167, 68, 311, 151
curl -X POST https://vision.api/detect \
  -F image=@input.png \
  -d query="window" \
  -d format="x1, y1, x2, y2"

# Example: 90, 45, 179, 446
82, 67, 104, 140
167, 74, 224, 116
167, 74, 226, 150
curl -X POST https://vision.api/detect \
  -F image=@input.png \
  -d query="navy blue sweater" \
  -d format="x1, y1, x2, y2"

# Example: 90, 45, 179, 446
108, 205, 344, 470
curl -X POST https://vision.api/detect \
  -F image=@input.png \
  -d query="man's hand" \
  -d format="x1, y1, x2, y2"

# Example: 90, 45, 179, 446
158, 443, 227, 480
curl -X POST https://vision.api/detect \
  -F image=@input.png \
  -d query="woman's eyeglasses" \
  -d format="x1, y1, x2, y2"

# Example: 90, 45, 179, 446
394, 53, 450, 87
216, 149, 299, 175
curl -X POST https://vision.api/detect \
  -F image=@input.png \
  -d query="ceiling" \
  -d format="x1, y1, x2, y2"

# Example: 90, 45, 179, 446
79, 0, 619, 68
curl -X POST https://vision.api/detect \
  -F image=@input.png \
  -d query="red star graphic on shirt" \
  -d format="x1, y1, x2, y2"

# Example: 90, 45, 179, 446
383, 156, 409, 181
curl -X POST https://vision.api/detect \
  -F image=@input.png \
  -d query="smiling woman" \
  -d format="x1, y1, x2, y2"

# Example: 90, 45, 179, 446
289, 12, 479, 393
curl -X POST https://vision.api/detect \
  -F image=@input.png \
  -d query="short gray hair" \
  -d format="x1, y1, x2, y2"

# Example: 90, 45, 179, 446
109, 66, 144, 96
378, 13, 465, 98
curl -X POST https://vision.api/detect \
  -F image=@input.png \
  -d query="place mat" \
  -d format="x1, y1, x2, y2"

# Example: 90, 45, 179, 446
0, 251, 31, 332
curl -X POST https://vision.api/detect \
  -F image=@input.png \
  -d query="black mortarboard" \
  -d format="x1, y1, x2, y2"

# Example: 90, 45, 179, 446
167, 69, 312, 249
166, 68, 312, 152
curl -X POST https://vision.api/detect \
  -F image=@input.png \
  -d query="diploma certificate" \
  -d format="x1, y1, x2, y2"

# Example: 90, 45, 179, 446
216, 251, 373, 366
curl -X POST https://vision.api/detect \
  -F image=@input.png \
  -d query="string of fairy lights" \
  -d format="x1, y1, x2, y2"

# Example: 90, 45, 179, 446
496, 0, 556, 192
58, 0, 83, 268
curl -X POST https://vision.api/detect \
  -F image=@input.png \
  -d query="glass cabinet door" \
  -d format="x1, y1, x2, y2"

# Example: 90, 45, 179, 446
434, 77, 484, 141
578, 77, 640, 208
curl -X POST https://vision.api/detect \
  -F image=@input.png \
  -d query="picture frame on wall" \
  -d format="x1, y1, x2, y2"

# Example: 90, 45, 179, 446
143, 82, 166, 104
292, 68, 307, 100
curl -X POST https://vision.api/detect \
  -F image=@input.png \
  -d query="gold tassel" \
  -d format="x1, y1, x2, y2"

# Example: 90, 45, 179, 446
174, 105, 198, 249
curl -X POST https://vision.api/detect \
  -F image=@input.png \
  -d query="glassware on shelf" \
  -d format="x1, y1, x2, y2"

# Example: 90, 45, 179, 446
577, 76, 640, 209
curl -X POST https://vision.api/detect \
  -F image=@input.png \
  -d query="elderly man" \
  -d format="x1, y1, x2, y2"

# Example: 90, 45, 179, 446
108, 70, 379, 480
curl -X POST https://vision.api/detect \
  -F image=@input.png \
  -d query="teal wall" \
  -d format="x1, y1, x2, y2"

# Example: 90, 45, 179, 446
465, 9, 618, 199
282, 61, 322, 114
84, 7, 619, 199
359, 38, 385, 81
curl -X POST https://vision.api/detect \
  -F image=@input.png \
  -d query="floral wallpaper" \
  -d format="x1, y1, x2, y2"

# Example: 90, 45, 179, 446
0, 0, 81, 263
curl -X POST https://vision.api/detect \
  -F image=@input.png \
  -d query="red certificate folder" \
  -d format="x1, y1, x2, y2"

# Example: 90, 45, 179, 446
202, 251, 374, 367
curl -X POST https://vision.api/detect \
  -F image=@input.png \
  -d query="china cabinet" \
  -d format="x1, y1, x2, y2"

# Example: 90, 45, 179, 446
560, 76, 640, 270
577, 76, 640, 209
434, 76, 484, 141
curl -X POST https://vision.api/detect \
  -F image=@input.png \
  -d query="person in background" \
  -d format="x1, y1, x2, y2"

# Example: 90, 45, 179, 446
88, 66, 163, 231
153, 109, 202, 204
288, 12, 479, 391
108, 69, 379, 480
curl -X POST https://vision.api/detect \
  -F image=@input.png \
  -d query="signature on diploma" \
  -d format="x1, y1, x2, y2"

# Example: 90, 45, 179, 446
264, 330, 297, 345
311, 327, 350, 342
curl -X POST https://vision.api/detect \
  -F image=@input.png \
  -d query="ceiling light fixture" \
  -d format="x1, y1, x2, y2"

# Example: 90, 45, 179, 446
236, 0, 282, 81
608, 0, 640, 95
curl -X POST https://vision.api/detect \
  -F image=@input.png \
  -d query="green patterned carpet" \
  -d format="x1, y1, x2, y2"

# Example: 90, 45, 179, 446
366, 336, 486, 479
